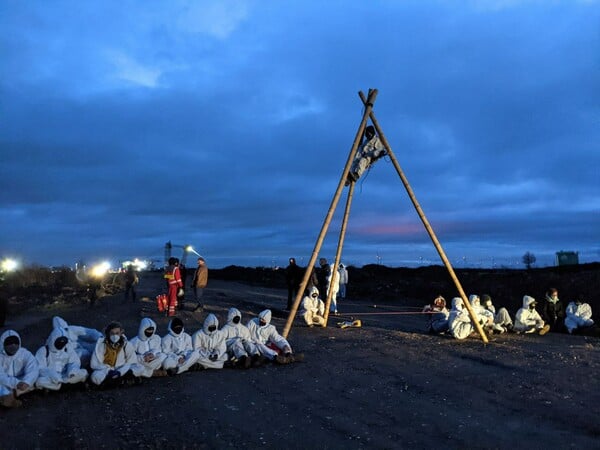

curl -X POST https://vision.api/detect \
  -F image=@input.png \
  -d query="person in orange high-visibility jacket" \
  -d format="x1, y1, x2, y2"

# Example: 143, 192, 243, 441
164, 257, 183, 317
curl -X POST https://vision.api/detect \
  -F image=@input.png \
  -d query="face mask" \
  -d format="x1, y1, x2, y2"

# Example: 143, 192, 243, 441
529, 304, 535, 311
259, 320, 267, 327
208, 326, 217, 332
312, 294, 318, 299
4, 343, 19, 356
54, 337, 68, 350
144, 328, 154, 338
232, 316, 241, 324
485, 301, 492, 308
110, 334, 121, 344
172, 326, 183, 335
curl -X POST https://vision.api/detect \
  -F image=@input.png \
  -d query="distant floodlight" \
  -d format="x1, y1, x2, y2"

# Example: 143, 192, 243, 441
1, 258, 18, 272
133, 258, 147, 270
90, 261, 111, 278
185, 246, 201, 256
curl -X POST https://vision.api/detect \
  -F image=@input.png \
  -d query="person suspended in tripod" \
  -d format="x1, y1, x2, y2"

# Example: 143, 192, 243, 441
346, 125, 387, 184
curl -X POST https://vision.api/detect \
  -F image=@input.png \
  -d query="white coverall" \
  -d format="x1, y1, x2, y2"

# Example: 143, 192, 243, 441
0, 330, 39, 397
52, 316, 102, 368
469, 295, 494, 326
129, 317, 167, 378
349, 135, 387, 181
422, 303, 449, 334
247, 309, 292, 360
448, 297, 474, 340
35, 327, 88, 390
161, 319, 200, 374
221, 308, 259, 361
192, 313, 228, 369
327, 264, 340, 313
469, 295, 505, 333
90, 335, 144, 385
564, 302, 594, 334
483, 303, 513, 330
300, 286, 325, 327
514, 296, 546, 333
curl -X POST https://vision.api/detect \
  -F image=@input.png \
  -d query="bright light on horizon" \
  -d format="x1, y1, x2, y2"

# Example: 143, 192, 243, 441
90, 261, 111, 278
1, 258, 18, 272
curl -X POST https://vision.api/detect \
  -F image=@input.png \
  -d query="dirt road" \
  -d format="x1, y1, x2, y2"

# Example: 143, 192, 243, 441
1, 272, 599, 449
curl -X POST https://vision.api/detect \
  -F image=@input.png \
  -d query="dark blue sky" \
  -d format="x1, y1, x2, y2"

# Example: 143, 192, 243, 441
1, 1, 599, 269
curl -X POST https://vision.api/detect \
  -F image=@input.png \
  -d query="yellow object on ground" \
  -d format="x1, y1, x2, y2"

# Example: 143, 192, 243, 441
337, 320, 362, 329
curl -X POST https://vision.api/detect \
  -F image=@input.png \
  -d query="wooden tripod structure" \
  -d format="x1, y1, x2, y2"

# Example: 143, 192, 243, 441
282, 89, 488, 344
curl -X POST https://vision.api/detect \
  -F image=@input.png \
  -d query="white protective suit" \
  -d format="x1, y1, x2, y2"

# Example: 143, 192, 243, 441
52, 316, 102, 368
469, 295, 494, 326
221, 308, 259, 362
300, 286, 325, 327
514, 296, 546, 333
90, 334, 143, 385
35, 327, 88, 390
338, 264, 348, 299
0, 330, 39, 396
422, 298, 449, 334
564, 301, 594, 334
247, 309, 292, 360
129, 317, 167, 378
192, 313, 228, 369
483, 300, 513, 331
348, 132, 387, 182
161, 319, 200, 374
469, 294, 507, 334
327, 264, 340, 314
448, 297, 474, 340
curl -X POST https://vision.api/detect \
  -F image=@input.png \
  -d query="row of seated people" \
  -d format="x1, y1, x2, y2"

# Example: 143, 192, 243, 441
423, 290, 598, 340
0, 308, 302, 408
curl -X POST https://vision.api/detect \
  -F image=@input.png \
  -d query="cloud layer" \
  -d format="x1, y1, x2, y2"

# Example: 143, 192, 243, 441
1, 1, 599, 269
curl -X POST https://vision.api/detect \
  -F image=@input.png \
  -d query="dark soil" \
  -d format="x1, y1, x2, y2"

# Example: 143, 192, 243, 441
1, 265, 599, 449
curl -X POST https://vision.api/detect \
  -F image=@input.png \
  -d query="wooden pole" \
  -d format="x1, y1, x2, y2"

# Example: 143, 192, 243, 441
282, 89, 379, 338
323, 180, 355, 326
358, 91, 488, 344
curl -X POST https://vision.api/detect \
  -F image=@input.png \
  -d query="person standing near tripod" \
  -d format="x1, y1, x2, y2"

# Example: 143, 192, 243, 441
192, 257, 208, 312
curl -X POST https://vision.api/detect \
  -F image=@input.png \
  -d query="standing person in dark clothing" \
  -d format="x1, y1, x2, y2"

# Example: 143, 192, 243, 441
542, 287, 565, 332
305, 267, 319, 296
316, 258, 331, 302
124, 265, 138, 302
285, 258, 303, 311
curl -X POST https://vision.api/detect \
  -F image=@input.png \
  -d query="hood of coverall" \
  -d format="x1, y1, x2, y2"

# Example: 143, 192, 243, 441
308, 286, 319, 298
522, 295, 537, 308
203, 314, 219, 334
227, 308, 242, 325
452, 297, 464, 310
168, 318, 184, 337
46, 327, 69, 353
52, 315, 69, 331
469, 295, 480, 308
1, 329, 21, 356
258, 309, 272, 326
137, 317, 157, 341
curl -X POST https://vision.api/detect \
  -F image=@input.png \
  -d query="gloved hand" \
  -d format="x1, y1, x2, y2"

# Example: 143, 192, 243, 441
209, 353, 218, 361
107, 369, 120, 379
177, 288, 185, 298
